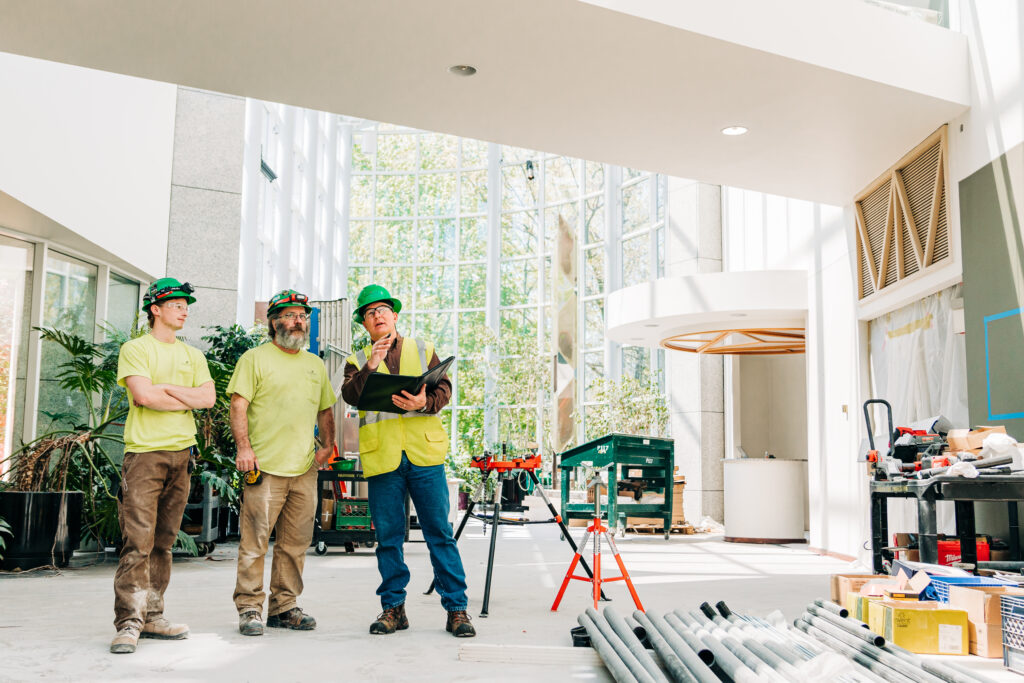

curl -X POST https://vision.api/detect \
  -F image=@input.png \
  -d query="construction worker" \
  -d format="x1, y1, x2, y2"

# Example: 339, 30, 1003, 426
341, 284, 475, 638
111, 278, 215, 654
229, 289, 336, 636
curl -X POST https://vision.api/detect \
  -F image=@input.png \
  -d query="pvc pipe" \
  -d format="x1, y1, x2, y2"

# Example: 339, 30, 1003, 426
634, 611, 717, 683
812, 598, 850, 619
794, 619, 914, 683
663, 613, 731, 683
806, 605, 885, 646
882, 641, 1000, 683
796, 615, 944, 683
601, 607, 670, 683
579, 612, 638, 683
738, 637, 802, 681
582, 609, 657, 683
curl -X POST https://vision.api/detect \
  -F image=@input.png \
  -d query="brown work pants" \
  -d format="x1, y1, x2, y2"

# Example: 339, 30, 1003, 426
113, 448, 191, 630
233, 465, 317, 616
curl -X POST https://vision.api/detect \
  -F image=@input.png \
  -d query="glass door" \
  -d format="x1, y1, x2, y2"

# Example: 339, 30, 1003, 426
0, 235, 34, 470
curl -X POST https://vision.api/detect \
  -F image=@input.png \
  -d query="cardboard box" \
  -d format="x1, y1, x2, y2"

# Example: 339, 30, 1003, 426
625, 478, 685, 527
947, 425, 1007, 452
947, 585, 1024, 658
830, 573, 885, 605
320, 497, 335, 529
870, 601, 969, 655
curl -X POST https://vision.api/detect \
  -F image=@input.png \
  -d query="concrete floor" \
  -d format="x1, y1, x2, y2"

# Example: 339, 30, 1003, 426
0, 507, 1016, 682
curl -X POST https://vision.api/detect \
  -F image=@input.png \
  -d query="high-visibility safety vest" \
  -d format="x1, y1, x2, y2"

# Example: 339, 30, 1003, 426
345, 337, 449, 477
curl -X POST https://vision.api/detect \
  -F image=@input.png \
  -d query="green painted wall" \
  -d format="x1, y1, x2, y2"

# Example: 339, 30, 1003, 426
958, 143, 1024, 438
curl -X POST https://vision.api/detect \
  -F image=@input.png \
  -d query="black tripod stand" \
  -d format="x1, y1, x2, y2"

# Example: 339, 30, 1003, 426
424, 462, 607, 617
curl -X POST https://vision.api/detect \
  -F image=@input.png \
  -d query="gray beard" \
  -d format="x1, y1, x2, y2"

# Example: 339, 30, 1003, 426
275, 326, 310, 351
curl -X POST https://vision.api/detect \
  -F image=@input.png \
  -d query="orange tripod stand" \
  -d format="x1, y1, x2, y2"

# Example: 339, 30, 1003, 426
551, 474, 644, 612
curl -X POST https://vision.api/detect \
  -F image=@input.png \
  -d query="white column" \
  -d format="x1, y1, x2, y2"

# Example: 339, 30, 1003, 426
483, 143, 501, 444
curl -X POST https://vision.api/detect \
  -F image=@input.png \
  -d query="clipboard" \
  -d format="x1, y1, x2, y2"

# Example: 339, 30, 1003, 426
356, 355, 454, 413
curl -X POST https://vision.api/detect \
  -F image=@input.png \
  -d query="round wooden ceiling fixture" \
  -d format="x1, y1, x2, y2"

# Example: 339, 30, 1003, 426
660, 328, 805, 355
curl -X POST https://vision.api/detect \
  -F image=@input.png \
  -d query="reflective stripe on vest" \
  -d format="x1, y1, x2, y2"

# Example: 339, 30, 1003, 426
346, 337, 448, 477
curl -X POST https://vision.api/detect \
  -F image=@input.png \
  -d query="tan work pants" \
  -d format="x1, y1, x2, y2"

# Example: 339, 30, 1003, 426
233, 465, 317, 616
113, 448, 192, 630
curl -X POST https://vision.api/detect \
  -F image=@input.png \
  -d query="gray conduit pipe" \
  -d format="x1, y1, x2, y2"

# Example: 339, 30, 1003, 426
685, 609, 789, 682
632, 611, 710, 683
667, 613, 764, 683
806, 605, 886, 646
812, 598, 850, 619
881, 641, 999, 683
661, 613, 734, 683
579, 612, 638, 683
601, 607, 670, 683
714, 602, 808, 667
797, 615, 945, 683
794, 619, 914, 683
583, 608, 659, 683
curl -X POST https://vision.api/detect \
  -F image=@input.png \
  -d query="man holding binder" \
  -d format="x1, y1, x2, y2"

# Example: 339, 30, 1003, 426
341, 284, 475, 638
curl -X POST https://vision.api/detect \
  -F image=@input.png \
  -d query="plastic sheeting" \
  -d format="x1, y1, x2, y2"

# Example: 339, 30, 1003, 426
868, 285, 968, 535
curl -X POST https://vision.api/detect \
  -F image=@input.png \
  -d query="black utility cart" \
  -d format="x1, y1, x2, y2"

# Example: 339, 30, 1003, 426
312, 467, 377, 554
559, 433, 676, 539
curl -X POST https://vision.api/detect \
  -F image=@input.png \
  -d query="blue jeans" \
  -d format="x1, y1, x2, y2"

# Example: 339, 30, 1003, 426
367, 453, 468, 612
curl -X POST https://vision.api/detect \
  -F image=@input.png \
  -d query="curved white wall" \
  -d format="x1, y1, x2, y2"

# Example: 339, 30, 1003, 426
0, 52, 176, 278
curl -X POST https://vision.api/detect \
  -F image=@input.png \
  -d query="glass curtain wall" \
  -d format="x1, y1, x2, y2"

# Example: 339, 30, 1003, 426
345, 121, 666, 456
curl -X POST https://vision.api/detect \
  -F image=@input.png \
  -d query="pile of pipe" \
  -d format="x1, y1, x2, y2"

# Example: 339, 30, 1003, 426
577, 600, 998, 683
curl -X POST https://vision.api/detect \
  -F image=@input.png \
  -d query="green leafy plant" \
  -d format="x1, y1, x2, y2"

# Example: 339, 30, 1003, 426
578, 370, 669, 441
0, 514, 12, 563
0, 327, 128, 548
192, 324, 267, 510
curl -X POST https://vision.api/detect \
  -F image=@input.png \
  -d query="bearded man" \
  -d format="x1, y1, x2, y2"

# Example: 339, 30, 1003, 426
227, 289, 336, 636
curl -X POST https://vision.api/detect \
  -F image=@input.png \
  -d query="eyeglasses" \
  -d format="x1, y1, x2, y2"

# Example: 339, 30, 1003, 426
279, 312, 310, 322
161, 301, 189, 312
363, 305, 393, 319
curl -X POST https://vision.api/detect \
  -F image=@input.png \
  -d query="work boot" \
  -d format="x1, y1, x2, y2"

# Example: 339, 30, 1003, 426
446, 610, 476, 638
267, 607, 316, 631
238, 610, 264, 636
141, 616, 189, 640
110, 625, 140, 654
369, 604, 409, 634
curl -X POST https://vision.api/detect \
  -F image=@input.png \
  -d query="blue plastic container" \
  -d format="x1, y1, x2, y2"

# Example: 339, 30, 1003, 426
927, 575, 1015, 602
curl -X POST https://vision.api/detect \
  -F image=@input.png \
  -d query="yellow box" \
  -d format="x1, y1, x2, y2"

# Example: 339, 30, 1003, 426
872, 601, 969, 655
848, 594, 884, 622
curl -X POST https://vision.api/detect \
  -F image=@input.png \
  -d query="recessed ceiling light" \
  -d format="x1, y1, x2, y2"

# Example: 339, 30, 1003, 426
721, 126, 748, 136
644, 323, 659, 328
448, 65, 477, 77
731, 313, 748, 317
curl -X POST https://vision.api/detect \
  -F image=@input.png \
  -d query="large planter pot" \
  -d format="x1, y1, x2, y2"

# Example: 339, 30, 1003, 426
0, 491, 84, 570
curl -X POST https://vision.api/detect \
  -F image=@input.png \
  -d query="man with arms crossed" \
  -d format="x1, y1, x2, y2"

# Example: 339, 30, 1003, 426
342, 284, 475, 638
112, 278, 215, 654
229, 289, 336, 636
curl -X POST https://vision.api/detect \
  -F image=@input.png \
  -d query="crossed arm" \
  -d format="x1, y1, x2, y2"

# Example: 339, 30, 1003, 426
124, 376, 216, 411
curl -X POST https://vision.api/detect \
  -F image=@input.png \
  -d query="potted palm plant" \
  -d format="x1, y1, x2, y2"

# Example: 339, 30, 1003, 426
0, 327, 126, 570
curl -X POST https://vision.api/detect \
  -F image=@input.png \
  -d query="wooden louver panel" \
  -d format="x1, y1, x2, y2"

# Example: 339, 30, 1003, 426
855, 127, 950, 300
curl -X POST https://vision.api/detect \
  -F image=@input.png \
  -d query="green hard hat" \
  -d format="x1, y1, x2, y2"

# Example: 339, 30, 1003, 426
142, 277, 195, 309
267, 288, 312, 315
353, 284, 402, 323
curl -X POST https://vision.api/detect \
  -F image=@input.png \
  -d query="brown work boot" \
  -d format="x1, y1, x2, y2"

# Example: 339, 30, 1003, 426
238, 610, 264, 636
110, 625, 140, 654
446, 610, 476, 638
369, 604, 409, 634
141, 616, 189, 640
267, 607, 316, 631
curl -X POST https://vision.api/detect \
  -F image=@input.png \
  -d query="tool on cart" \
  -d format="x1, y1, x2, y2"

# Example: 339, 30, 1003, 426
551, 468, 644, 612
424, 442, 607, 617
862, 399, 946, 480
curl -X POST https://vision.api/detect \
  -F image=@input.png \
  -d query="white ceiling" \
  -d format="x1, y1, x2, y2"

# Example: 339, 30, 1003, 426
0, 0, 969, 205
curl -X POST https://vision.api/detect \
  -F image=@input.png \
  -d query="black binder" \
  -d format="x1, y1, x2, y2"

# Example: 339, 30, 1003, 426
355, 356, 455, 413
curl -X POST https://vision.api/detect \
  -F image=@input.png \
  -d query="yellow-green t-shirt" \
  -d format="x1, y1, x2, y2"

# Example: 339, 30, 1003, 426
226, 342, 337, 477
116, 334, 213, 454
